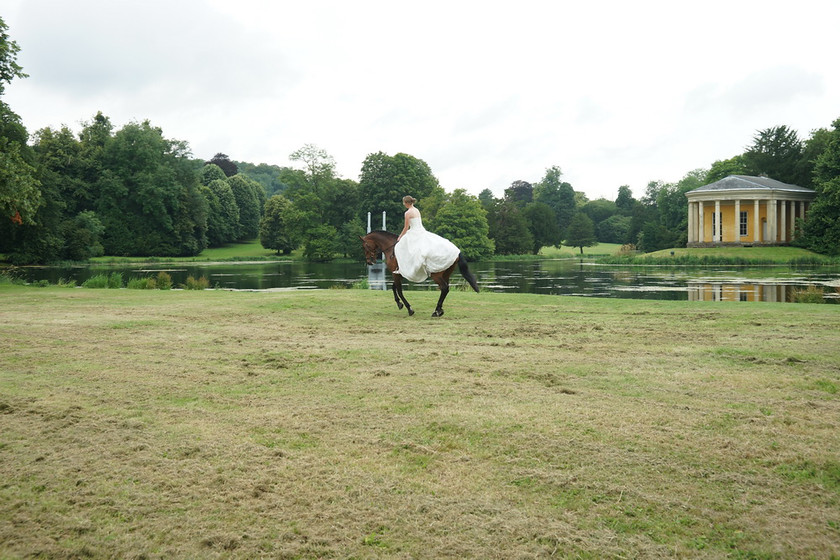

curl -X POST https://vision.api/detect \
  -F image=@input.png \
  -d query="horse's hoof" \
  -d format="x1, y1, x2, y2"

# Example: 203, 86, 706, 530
397, 301, 404, 310
432, 309, 444, 317
408, 308, 415, 316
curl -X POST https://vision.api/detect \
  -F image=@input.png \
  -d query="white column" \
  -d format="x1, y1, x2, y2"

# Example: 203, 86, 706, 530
754, 200, 760, 242
780, 200, 787, 242
714, 200, 721, 242
698, 201, 704, 243
769, 200, 777, 242
687, 202, 693, 243
734, 199, 740, 242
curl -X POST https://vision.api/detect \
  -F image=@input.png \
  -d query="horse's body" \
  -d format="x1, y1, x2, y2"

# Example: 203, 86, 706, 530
360, 231, 479, 317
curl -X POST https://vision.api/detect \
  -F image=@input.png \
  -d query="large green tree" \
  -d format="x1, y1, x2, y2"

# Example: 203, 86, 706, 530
504, 180, 533, 208
235, 161, 290, 197
96, 120, 206, 256
207, 153, 238, 177
0, 105, 40, 227
534, 166, 576, 237
488, 200, 532, 255
289, 144, 335, 190
359, 151, 439, 233
259, 194, 298, 255
705, 155, 748, 184
0, 17, 27, 95
742, 125, 805, 185
563, 212, 597, 254
204, 178, 239, 246
227, 174, 262, 240
799, 117, 840, 255
581, 198, 618, 232
615, 185, 635, 215
429, 189, 494, 260
523, 201, 561, 253
0, 18, 39, 229
597, 214, 632, 244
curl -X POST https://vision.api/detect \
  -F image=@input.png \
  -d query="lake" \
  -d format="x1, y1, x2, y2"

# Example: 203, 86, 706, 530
12, 259, 840, 303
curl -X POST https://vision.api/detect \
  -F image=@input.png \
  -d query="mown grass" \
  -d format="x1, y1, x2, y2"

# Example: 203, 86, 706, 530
1, 286, 839, 558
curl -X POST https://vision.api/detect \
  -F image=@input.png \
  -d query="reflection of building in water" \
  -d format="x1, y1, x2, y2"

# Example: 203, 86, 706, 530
687, 282, 800, 302
367, 263, 387, 290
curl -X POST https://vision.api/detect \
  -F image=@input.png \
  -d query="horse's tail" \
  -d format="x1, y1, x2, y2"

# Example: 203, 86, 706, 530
458, 252, 480, 293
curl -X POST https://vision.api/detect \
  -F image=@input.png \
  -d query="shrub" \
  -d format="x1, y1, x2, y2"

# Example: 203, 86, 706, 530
792, 285, 825, 304
82, 274, 110, 288
127, 277, 156, 289
0, 269, 25, 285
107, 272, 123, 289
183, 276, 210, 290
156, 272, 172, 290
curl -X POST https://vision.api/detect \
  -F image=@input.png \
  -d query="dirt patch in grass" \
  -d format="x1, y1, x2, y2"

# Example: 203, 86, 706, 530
1, 286, 839, 558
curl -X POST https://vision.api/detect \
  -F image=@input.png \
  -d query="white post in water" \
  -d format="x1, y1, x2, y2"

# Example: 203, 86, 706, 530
366, 210, 386, 290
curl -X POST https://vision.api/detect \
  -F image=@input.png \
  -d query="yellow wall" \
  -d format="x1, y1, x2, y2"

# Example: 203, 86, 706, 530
700, 202, 764, 242
695, 200, 810, 244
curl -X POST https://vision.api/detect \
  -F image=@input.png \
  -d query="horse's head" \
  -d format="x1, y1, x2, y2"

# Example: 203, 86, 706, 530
359, 235, 379, 265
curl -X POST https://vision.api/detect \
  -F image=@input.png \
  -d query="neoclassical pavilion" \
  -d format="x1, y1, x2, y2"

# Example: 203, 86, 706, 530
685, 175, 816, 247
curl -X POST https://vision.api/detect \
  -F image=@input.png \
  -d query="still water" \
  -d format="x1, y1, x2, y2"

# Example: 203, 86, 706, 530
14, 259, 840, 303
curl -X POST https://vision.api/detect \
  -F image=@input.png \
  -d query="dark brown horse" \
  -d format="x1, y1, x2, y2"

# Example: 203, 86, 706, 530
360, 231, 479, 317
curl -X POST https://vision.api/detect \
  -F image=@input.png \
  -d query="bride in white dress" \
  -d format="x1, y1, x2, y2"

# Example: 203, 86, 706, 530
393, 195, 460, 283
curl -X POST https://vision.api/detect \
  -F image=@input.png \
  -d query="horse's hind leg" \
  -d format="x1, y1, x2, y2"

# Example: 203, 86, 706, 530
432, 276, 449, 317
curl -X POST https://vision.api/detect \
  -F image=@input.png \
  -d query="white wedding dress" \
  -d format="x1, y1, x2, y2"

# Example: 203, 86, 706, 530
393, 216, 460, 283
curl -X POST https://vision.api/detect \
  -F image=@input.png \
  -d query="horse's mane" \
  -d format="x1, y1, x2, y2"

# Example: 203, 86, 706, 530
369, 230, 397, 239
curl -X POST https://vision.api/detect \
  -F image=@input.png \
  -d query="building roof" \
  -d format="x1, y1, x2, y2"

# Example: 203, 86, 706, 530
689, 175, 815, 194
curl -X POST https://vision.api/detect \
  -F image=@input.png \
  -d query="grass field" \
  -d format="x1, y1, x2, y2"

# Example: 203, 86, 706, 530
1, 286, 839, 558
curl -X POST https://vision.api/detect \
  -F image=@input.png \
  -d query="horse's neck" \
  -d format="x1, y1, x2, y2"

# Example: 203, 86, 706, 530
374, 233, 397, 249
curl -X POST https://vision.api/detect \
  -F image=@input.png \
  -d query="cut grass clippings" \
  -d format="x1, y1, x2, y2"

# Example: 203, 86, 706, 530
1, 285, 839, 558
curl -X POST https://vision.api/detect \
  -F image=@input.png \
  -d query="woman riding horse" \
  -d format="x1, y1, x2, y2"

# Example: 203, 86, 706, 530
360, 196, 479, 317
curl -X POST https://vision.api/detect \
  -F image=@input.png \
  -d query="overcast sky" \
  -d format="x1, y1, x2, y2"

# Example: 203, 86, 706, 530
3, 0, 838, 200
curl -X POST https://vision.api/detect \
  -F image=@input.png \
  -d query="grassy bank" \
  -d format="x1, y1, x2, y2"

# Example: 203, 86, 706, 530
602, 246, 836, 266
1, 287, 839, 558
540, 243, 622, 258
88, 239, 284, 264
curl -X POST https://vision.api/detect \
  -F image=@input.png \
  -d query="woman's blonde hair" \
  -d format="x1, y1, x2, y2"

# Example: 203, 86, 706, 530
402, 195, 417, 205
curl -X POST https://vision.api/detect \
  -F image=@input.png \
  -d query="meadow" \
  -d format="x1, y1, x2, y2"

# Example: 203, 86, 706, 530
1, 285, 839, 559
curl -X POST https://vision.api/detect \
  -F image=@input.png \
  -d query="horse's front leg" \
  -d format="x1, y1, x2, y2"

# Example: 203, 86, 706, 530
432, 280, 449, 317
391, 279, 403, 310
393, 275, 414, 316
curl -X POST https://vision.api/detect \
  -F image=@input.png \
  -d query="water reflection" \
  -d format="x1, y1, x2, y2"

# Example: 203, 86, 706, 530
688, 282, 836, 303
11, 259, 840, 303
367, 263, 387, 290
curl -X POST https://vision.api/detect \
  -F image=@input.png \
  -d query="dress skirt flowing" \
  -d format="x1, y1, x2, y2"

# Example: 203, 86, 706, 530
393, 217, 460, 283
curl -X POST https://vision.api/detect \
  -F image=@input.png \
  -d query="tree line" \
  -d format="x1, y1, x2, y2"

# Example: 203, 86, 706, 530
2, 16, 839, 263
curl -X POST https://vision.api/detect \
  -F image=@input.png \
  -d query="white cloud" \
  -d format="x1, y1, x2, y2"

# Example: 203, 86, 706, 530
3, 0, 839, 200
